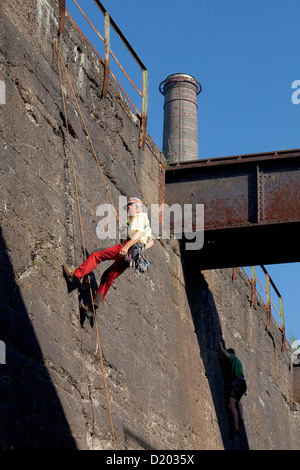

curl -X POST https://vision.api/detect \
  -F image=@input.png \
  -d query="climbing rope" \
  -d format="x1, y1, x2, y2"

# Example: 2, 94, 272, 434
55, 40, 119, 223
55, 39, 117, 450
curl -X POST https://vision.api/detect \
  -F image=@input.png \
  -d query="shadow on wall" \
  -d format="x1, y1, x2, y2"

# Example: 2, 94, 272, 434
0, 225, 77, 450
180, 246, 250, 450
122, 424, 158, 451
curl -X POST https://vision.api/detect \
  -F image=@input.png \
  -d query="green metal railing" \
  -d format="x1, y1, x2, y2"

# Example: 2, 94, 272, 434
59, 0, 148, 148
233, 266, 286, 351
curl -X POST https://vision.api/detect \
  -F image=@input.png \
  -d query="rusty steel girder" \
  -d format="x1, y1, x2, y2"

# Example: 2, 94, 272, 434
165, 149, 300, 268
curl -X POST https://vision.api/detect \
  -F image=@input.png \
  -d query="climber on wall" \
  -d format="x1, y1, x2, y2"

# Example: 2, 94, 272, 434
63, 197, 153, 313
218, 341, 247, 435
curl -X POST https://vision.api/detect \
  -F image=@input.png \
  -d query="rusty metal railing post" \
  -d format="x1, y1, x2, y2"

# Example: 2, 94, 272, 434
139, 69, 148, 148
102, 12, 110, 97
280, 297, 286, 351
69, 0, 149, 141
250, 266, 257, 307
265, 271, 271, 331
59, 0, 66, 35
237, 265, 286, 352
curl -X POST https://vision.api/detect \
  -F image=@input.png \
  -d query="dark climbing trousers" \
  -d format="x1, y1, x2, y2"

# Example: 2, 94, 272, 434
73, 243, 129, 304
229, 377, 247, 402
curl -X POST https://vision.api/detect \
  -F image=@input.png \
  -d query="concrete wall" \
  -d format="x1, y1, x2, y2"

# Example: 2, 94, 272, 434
0, 0, 299, 450
294, 367, 300, 403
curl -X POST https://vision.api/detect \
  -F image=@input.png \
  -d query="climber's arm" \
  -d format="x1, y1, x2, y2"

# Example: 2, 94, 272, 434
219, 341, 231, 360
119, 231, 143, 258
145, 238, 153, 251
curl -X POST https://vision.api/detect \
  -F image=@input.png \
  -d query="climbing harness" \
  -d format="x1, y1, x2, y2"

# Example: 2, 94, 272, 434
55, 38, 117, 450
124, 242, 149, 275
124, 215, 151, 275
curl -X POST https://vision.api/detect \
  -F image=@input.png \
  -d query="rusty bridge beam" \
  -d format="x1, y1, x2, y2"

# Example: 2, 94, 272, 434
166, 149, 300, 269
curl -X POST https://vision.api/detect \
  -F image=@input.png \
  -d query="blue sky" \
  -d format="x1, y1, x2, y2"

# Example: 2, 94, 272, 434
67, 0, 300, 343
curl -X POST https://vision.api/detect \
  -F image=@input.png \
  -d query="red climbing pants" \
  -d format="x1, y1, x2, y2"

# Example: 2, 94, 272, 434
73, 243, 129, 303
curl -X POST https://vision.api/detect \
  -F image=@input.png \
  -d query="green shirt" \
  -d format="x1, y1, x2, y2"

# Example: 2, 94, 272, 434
229, 354, 244, 379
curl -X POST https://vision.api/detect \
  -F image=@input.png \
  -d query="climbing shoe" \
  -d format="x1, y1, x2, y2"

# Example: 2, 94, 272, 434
63, 263, 81, 291
93, 293, 102, 310
63, 263, 75, 282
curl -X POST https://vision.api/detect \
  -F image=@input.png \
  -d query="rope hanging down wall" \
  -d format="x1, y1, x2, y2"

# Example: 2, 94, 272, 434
55, 39, 117, 450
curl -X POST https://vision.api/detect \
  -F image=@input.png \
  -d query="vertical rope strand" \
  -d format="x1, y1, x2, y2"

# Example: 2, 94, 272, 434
56, 41, 117, 450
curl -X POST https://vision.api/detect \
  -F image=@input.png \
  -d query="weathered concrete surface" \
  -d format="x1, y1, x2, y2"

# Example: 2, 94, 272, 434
294, 367, 300, 403
0, 0, 299, 450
